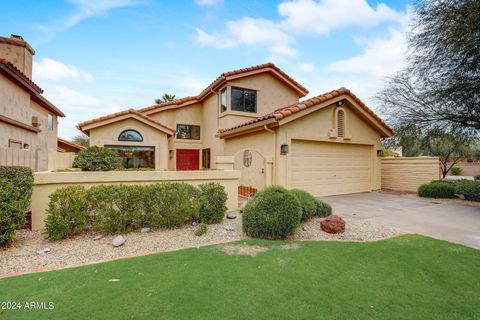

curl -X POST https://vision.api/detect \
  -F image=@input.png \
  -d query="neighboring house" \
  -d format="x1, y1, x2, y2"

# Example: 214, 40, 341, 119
78, 63, 394, 196
57, 137, 85, 153
0, 35, 65, 171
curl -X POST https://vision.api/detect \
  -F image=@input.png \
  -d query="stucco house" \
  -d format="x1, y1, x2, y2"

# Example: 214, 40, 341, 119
78, 63, 394, 196
0, 35, 65, 171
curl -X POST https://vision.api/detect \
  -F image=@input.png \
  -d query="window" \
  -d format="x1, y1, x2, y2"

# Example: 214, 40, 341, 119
202, 148, 211, 169
176, 124, 200, 140
220, 88, 227, 113
118, 130, 143, 142
337, 110, 345, 138
106, 145, 155, 169
231, 87, 256, 113
47, 114, 53, 130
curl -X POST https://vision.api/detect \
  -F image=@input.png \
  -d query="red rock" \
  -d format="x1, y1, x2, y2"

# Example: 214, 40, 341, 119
320, 215, 345, 234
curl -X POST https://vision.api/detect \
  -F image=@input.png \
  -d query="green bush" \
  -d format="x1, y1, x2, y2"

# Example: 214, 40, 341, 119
87, 185, 143, 233
196, 183, 228, 224
455, 180, 480, 201
450, 167, 462, 175
194, 223, 207, 236
143, 183, 199, 228
289, 189, 317, 221
73, 146, 122, 171
417, 181, 456, 198
242, 186, 302, 239
44, 186, 88, 240
0, 166, 34, 245
474, 174, 480, 181
315, 199, 332, 217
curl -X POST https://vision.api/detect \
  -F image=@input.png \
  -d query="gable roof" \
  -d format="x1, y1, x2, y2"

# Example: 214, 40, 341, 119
77, 109, 175, 136
0, 58, 65, 117
217, 88, 394, 138
57, 137, 85, 152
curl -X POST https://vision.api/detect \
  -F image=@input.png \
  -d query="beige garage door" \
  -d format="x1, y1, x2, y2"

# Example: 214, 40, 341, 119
291, 140, 371, 196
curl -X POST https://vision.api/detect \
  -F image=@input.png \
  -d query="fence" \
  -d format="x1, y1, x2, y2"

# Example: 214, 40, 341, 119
0, 148, 37, 170
381, 157, 440, 192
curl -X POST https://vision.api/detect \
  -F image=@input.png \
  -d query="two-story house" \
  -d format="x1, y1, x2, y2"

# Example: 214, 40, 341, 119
0, 35, 65, 171
78, 63, 394, 196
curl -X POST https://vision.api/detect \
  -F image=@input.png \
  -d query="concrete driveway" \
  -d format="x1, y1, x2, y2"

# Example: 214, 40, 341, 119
323, 191, 480, 249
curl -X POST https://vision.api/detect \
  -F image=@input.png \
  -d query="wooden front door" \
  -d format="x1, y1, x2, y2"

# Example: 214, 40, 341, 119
176, 149, 200, 170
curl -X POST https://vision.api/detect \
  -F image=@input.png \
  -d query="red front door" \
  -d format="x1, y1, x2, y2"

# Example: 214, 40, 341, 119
176, 149, 200, 171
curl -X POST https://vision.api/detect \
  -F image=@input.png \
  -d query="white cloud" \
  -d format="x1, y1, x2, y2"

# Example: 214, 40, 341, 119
195, 0, 223, 6
33, 58, 94, 82
268, 45, 298, 57
297, 62, 315, 73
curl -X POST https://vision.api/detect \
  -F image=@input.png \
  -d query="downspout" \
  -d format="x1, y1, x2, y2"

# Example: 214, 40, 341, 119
263, 124, 276, 185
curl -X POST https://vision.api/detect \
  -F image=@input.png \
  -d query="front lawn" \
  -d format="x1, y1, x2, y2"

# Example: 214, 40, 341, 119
1, 235, 479, 319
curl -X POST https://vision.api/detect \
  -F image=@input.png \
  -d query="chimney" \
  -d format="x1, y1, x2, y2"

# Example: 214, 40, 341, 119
0, 34, 35, 78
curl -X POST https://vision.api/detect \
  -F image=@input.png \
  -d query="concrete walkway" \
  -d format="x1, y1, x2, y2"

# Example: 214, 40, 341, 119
323, 191, 480, 249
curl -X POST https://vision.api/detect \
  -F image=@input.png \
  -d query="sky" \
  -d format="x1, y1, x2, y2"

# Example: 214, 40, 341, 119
1, 0, 412, 139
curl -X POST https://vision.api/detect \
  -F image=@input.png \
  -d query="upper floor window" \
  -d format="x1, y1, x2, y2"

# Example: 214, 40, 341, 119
118, 129, 143, 142
176, 124, 200, 140
220, 88, 227, 113
337, 109, 345, 138
47, 114, 53, 130
231, 87, 256, 113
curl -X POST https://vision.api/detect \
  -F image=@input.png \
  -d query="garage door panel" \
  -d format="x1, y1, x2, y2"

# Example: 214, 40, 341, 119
291, 140, 371, 196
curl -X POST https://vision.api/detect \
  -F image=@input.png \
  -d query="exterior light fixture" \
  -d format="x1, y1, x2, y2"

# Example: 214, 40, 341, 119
169, 150, 174, 159
377, 149, 383, 157
336, 100, 344, 107
23, 143, 30, 150
280, 144, 289, 155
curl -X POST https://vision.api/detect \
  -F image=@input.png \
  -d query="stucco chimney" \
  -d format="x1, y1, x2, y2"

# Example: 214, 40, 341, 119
0, 34, 35, 79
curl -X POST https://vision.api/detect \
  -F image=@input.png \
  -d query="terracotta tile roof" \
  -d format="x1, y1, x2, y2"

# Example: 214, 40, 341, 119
136, 96, 198, 114
0, 58, 43, 93
218, 88, 394, 136
57, 137, 85, 151
77, 109, 175, 135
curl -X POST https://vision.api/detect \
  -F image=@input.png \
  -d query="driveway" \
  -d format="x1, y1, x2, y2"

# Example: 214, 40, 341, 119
323, 191, 480, 249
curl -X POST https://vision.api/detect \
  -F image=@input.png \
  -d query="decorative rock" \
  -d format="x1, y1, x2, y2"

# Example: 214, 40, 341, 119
226, 212, 237, 219
455, 194, 465, 200
112, 235, 126, 247
93, 235, 103, 241
302, 226, 307, 231
320, 215, 346, 234
191, 221, 199, 227
224, 226, 235, 232
43, 248, 51, 253
141, 227, 151, 233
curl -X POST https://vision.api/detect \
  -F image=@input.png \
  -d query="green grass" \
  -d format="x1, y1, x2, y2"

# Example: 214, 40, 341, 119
1, 235, 479, 319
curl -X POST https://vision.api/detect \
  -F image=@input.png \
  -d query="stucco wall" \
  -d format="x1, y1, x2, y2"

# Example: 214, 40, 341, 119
381, 157, 440, 192
0, 40, 33, 78
31, 170, 240, 230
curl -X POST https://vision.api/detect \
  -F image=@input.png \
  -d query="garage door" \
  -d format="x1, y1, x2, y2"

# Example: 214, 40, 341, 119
291, 140, 371, 196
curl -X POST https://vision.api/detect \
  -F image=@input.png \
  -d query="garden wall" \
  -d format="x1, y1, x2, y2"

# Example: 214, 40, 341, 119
381, 157, 440, 192
31, 170, 241, 230
47, 150, 76, 171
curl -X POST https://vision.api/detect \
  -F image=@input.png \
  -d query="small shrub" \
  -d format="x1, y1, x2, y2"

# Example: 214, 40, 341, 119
455, 180, 480, 201
194, 223, 207, 236
289, 189, 317, 221
315, 199, 332, 217
44, 186, 88, 240
73, 146, 122, 171
143, 183, 199, 228
87, 185, 143, 233
474, 174, 480, 181
242, 186, 302, 239
450, 167, 462, 176
417, 181, 456, 198
0, 166, 34, 246
196, 183, 228, 224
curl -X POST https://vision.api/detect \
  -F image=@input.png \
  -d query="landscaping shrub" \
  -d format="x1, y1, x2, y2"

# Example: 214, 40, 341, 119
87, 184, 143, 233
44, 186, 88, 240
450, 167, 462, 176
194, 223, 207, 236
196, 182, 228, 224
0, 166, 34, 246
315, 199, 332, 217
290, 189, 317, 221
73, 146, 122, 171
474, 174, 480, 181
242, 185, 302, 239
143, 183, 199, 228
417, 181, 456, 198
455, 180, 480, 201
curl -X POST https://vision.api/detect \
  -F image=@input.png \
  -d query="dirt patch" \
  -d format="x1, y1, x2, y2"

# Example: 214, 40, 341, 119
278, 243, 300, 250
221, 244, 269, 256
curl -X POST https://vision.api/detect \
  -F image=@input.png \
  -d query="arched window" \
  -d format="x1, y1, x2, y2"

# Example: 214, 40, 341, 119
337, 110, 345, 138
118, 130, 143, 142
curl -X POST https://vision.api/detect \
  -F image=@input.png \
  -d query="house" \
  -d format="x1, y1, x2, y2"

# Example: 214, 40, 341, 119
0, 35, 65, 171
78, 63, 394, 196
57, 137, 85, 153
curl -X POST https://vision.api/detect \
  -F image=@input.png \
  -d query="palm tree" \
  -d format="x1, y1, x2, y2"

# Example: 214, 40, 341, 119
155, 93, 176, 104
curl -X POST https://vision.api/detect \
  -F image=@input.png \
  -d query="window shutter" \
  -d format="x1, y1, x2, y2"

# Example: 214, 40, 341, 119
337, 110, 345, 137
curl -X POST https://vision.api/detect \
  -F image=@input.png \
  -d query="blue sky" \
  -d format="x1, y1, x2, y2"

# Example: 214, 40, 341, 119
1, 0, 411, 138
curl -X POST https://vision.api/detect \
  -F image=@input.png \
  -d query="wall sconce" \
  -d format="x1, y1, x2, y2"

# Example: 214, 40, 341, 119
377, 149, 383, 157
280, 144, 289, 155
23, 143, 30, 150
336, 100, 344, 107
169, 150, 174, 159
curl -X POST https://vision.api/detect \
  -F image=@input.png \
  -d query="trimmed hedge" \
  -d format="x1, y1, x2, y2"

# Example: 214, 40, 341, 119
417, 181, 456, 198
474, 174, 480, 181
44, 185, 88, 240
0, 166, 34, 246
450, 167, 462, 175
315, 199, 332, 217
455, 180, 480, 201
73, 146, 123, 171
242, 186, 302, 239
290, 189, 317, 221
196, 183, 228, 224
